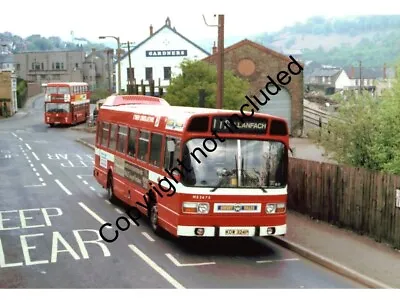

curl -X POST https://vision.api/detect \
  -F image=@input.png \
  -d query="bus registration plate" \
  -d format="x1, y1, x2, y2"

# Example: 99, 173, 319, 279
224, 229, 249, 236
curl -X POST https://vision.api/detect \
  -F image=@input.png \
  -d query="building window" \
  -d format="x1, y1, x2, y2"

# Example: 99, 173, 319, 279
52, 62, 55, 70
126, 68, 135, 81
16, 64, 20, 71
55, 63, 60, 70
76, 63, 79, 68
61, 63, 64, 70
41, 63, 44, 70
145, 67, 153, 81
164, 67, 171, 80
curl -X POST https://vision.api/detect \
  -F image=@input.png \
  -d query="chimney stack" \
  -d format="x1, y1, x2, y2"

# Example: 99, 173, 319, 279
150, 25, 153, 36
383, 63, 387, 80
212, 41, 217, 54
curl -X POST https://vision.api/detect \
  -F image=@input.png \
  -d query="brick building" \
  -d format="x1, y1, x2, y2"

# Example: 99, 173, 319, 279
203, 39, 304, 136
0, 70, 18, 117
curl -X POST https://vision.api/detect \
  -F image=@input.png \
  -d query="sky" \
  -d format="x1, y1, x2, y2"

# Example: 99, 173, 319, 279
2, 0, 399, 45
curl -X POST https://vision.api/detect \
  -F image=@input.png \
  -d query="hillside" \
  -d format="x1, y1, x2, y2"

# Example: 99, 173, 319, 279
254, 15, 400, 68
0, 32, 106, 53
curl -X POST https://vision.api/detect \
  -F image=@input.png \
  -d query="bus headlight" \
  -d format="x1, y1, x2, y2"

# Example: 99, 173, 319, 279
266, 203, 286, 214
182, 202, 209, 214
266, 204, 276, 214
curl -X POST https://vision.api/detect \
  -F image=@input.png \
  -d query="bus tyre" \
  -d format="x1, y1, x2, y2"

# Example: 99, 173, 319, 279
149, 202, 162, 235
107, 173, 118, 205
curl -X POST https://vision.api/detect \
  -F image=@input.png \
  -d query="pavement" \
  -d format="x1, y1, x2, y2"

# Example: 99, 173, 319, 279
0, 94, 397, 289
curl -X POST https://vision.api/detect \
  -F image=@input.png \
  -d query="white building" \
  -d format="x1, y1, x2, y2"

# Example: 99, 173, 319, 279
115, 17, 210, 94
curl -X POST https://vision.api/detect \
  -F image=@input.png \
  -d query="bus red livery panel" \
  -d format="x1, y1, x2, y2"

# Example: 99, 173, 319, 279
93, 98, 289, 238
44, 82, 90, 126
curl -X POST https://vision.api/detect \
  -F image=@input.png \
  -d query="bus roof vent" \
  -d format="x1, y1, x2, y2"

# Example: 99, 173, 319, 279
102, 95, 170, 107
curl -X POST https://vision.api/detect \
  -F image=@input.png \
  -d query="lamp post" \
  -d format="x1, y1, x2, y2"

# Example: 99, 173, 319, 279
99, 35, 121, 94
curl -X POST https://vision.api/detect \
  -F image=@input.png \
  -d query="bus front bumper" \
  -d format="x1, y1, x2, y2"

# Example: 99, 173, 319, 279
176, 224, 286, 237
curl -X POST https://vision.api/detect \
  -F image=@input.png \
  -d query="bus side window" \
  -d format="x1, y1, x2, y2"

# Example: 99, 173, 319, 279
109, 124, 118, 150
164, 137, 181, 171
127, 128, 137, 157
117, 126, 128, 153
101, 123, 110, 147
150, 133, 163, 167
138, 131, 149, 162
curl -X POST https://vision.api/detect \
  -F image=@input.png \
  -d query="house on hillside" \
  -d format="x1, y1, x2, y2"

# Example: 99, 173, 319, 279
305, 67, 352, 94
115, 17, 210, 94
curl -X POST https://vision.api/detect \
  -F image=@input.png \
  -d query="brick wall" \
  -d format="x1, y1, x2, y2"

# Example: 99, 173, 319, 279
204, 40, 304, 136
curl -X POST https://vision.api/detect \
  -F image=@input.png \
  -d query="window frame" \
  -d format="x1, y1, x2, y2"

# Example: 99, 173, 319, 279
149, 132, 164, 168
127, 127, 138, 158
137, 130, 150, 162
101, 122, 110, 148
117, 125, 128, 154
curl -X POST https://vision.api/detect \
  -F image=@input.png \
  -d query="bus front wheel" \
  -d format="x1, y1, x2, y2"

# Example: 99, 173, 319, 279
149, 202, 162, 235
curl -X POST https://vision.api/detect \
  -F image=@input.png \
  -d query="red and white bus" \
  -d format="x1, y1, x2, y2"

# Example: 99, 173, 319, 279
94, 95, 289, 238
44, 82, 90, 126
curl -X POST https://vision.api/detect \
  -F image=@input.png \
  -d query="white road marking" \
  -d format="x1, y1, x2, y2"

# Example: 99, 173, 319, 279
55, 179, 72, 196
42, 183, 46, 186
165, 253, 216, 267
129, 219, 139, 226
141, 232, 155, 242
30, 164, 34, 167
24, 184, 45, 188
39, 178, 44, 182
77, 175, 82, 179
105, 200, 111, 205
25, 144, 32, 150
28, 160, 31, 163
114, 208, 124, 214
83, 180, 88, 185
32, 168, 37, 172
32, 152, 40, 161
78, 202, 107, 224
18, 137, 23, 141
35, 172, 40, 177
80, 161, 88, 167
41, 164, 53, 175
128, 245, 185, 289
97, 193, 103, 198
12, 133, 18, 137
89, 186, 96, 191
256, 258, 300, 264
76, 155, 83, 160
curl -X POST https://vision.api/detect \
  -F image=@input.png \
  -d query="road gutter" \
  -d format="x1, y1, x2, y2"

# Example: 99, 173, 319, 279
76, 139, 95, 150
270, 236, 393, 289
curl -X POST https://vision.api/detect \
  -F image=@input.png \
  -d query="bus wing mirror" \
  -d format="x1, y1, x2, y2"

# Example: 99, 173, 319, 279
167, 140, 175, 152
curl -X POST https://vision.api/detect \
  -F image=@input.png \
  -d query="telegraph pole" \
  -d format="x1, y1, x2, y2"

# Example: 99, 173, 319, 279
127, 41, 134, 93
359, 60, 362, 94
203, 14, 225, 109
216, 15, 224, 109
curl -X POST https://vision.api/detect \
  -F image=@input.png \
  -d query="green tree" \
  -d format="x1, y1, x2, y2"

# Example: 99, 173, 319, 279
312, 62, 400, 174
164, 59, 250, 110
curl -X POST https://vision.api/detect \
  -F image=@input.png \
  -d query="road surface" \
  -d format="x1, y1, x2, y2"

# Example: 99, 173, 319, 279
0, 95, 364, 288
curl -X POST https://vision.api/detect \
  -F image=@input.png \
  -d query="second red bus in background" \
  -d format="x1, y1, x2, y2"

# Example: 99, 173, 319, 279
44, 82, 90, 127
